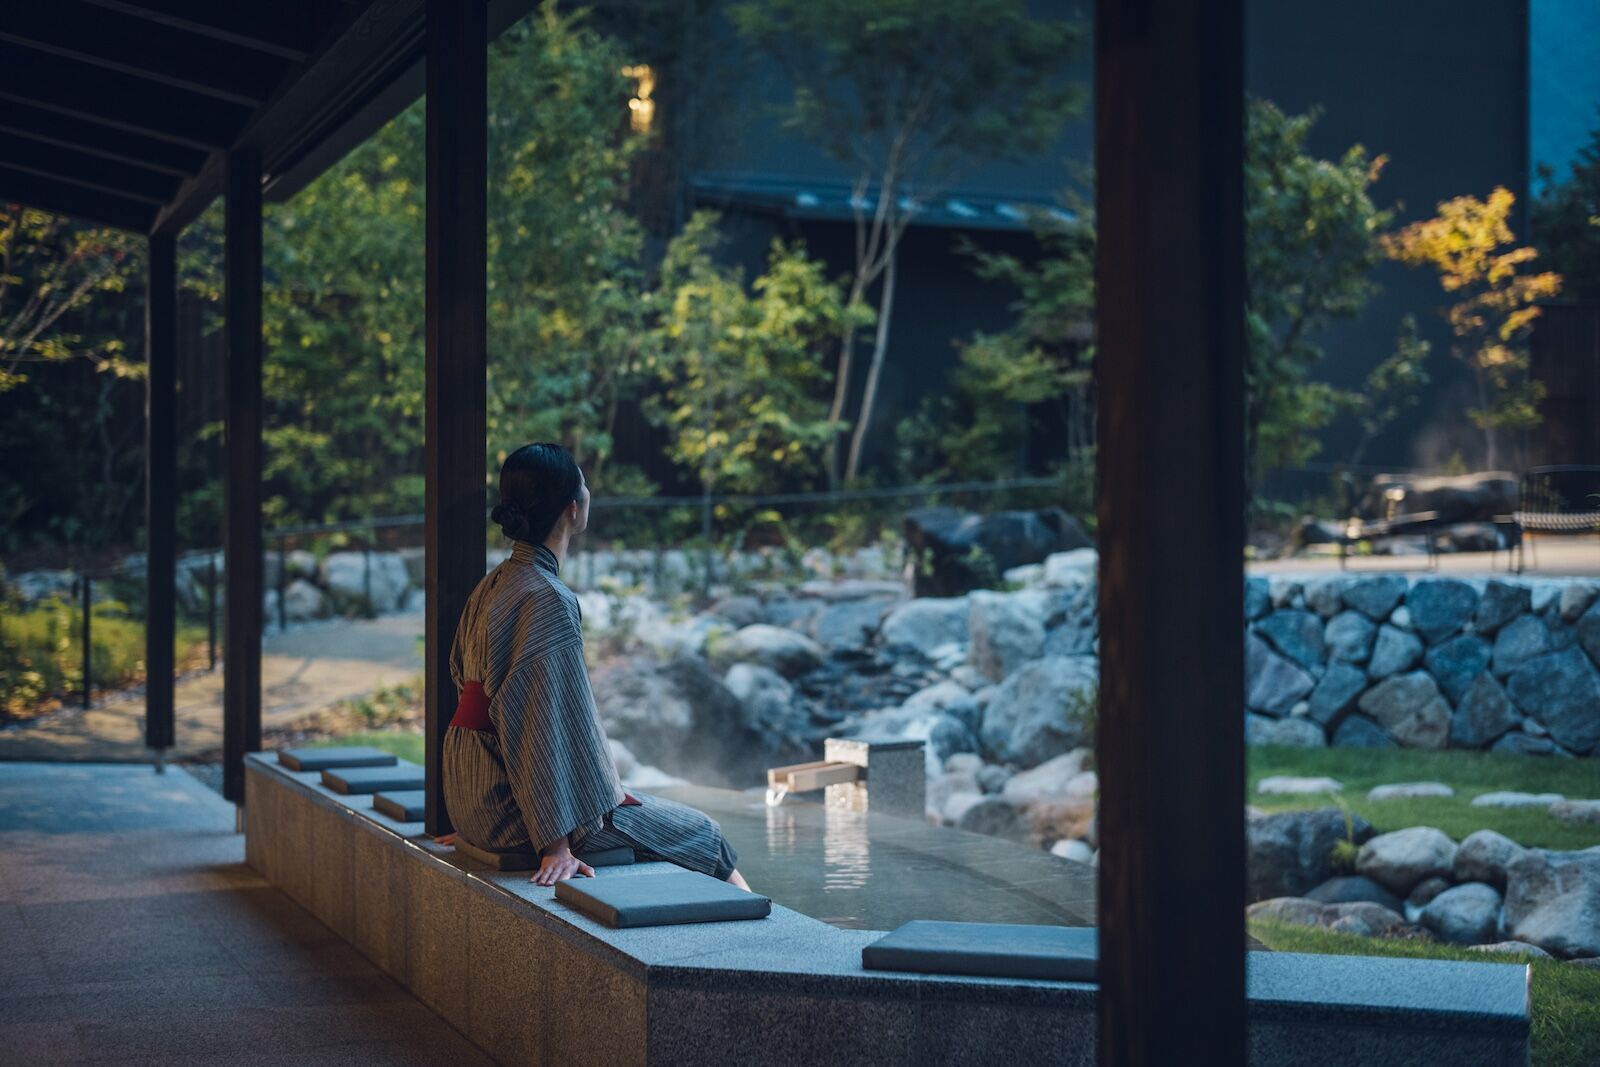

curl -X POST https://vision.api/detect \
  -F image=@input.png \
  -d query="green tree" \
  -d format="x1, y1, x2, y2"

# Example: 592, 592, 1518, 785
646, 211, 867, 496
1532, 110, 1600, 300
730, 0, 1083, 485
1245, 97, 1393, 486
1347, 315, 1431, 469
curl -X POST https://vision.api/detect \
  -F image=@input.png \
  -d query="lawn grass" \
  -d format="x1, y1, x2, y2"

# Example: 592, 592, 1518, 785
312, 729, 424, 763
1248, 745, 1600, 850
1251, 919, 1600, 1067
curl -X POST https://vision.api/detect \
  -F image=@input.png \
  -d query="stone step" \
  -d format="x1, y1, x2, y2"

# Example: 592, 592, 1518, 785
863, 920, 1097, 981
372, 789, 425, 822
278, 746, 398, 772
321, 761, 424, 795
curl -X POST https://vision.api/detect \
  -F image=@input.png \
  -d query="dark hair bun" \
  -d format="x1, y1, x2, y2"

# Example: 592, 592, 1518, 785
495, 443, 581, 544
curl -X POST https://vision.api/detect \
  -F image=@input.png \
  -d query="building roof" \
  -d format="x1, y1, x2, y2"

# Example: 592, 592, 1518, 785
688, 173, 1077, 232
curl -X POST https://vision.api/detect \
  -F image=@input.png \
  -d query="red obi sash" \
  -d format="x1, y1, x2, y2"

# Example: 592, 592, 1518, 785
452, 679, 640, 807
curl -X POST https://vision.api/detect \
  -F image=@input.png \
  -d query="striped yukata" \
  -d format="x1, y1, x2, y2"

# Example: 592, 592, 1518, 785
444, 539, 737, 880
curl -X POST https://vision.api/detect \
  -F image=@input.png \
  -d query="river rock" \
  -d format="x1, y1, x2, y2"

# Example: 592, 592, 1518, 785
635, 614, 720, 658
1368, 625, 1423, 680
1256, 610, 1326, 670
954, 795, 1028, 841
1245, 577, 1272, 621
1246, 807, 1374, 902
1342, 575, 1408, 621
1475, 581, 1530, 635
1506, 647, 1600, 753
1303, 576, 1347, 619
976, 763, 1012, 794
1503, 848, 1600, 958
902, 680, 982, 732
707, 624, 825, 678
1491, 732, 1575, 757
1307, 662, 1368, 727
1454, 830, 1528, 890
1424, 634, 1491, 704
1001, 749, 1091, 806
1552, 799, 1600, 825
979, 655, 1098, 768
1468, 941, 1553, 959
928, 769, 981, 817
1246, 633, 1315, 716
1051, 839, 1095, 864
1305, 875, 1405, 915
1332, 714, 1396, 748
1492, 615, 1551, 677
1367, 782, 1453, 801
878, 596, 970, 652
1041, 548, 1098, 588
1252, 716, 1327, 747
1405, 579, 1479, 644
968, 590, 1047, 681
903, 506, 1090, 597
1357, 672, 1451, 748
724, 662, 795, 727
1405, 875, 1453, 921
709, 595, 765, 628
321, 550, 411, 613
1357, 827, 1458, 895
1559, 581, 1598, 623
281, 578, 326, 621
1421, 883, 1504, 944
1450, 672, 1520, 748
1325, 611, 1378, 664
810, 597, 894, 651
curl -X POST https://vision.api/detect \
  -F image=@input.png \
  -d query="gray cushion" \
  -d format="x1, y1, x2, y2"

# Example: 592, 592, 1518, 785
278, 746, 398, 772
554, 870, 771, 928
454, 836, 636, 871
372, 790, 426, 822
862, 920, 1097, 981
320, 761, 424, 794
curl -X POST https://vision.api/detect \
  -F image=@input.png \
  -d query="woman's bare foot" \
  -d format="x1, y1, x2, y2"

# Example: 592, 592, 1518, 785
727, 867, 753, 893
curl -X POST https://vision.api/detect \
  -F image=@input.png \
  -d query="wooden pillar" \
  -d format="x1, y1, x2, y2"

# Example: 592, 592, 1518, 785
144, 230, 177, 753
1093, 0, 1247, 1063
223, 148, 264, 805
423, 0, 487, 836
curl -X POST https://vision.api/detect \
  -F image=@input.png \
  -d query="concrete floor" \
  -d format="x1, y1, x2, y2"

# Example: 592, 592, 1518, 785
1250, 535, 1600, 577
0, 762, 495, 1067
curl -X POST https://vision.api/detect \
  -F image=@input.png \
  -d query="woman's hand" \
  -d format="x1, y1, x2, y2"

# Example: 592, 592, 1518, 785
531, 844, 595, 886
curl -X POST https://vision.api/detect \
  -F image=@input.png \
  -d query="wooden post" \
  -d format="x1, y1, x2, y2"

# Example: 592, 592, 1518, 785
223, 147, 264, 805
1094, 0, 1247, 1063
144, 229, 177, 751
423, 0, 487, 837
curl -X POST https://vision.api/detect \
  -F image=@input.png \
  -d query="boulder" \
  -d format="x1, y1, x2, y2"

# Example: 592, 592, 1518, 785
709, 595, 765, 628
1357, 672, 1452, 748
1256, 610, 1326, 670
1491, 732, 1575, 758
1245, 807, 1374, 902
810, 597, 895, 651
1244, 577, 1272, 621
953, 795, 1028, 841
797, 578, 906, 602
321, 550, 411, 613
851, 707, 978, 778
1042, 619, 1097, 658
1306, 662, 1368, 727
1420, 883, 1504, 944
1506, 648, 1600, 754
967, 590, 1047, 681
1041, 548, 1098, 588
944, 752, 984, 776
976, 763, 1012, 794
1405, 876, 1453, 921
879, 597, 970, 652
1268, 577, 1303, 610
1051, 839, 1096, 864
1405, 579, 1480, 644
607, 738, 638, 780
1246, 633, 1315, 716
724, 662, 796, 729
1356, 472, 1516, 525
1503, 849, 1600, 958
1356, 827, 1458, 895
1246, 896, 1332, 928
1492, 615, 1551, 677
764, 598, 821, 632
1000, 749, 1092, 806
903, 506, 1091, 597
1325, 611, 1378, 664
1468, 941, 1553, 959
1450, 673, 1520, 748
1559, 581, 1598, 623
1303, 576, 1347, 619
1332, 714, 1396, 748
1454, 830, 1528, 890
1423, 634, 1492, 704
1257, 776, 1343, 797
1342, 575, 1409, 621
1368, 625, 1423, 680
707, 624, 825, 679
1251, 717, 1327, 747
1470, 791, 1563, 810
1475, 581, 1530, 635
1367, 782, 1453, 801
1324, 902, 1417, 939
635, 614, 720, 659
902, 680, 983, 733
281, 578, 326, 622
979, 655, 1098, 768
1552, 799, 1600, 825
1577, 600, 1600, 663
928, 769, 981, 818
1305, 875, 1405, 916
1020, 796, 1096, 846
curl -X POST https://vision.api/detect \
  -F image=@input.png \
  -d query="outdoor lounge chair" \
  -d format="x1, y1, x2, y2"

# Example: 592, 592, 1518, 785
1499, 464, 1600, 572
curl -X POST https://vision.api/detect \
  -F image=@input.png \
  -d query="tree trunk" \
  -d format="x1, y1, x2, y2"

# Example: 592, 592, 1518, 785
845, 246, 899, 482
824, 277, 869, 490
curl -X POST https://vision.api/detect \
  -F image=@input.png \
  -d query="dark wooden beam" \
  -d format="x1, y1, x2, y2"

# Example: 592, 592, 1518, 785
222, 148, 264, 805
145, 230, 177, 752
82, 0, 319, 62
0, 133, 180, 204
1093, 0, 1247, 1063
0, 165, 155, 231
0, 44, 249, 151
423, 0, 487, 838
0, 102, 206, 177
0, 3, 284, 107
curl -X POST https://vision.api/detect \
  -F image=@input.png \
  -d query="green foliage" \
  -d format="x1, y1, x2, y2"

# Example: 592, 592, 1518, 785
1245, 97, 1393, 485
1348, 314, 1432, 468
1532, 109, 1600, 301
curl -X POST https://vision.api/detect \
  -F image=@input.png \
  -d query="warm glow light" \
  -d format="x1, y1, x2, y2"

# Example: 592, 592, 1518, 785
622, 64, 655, 133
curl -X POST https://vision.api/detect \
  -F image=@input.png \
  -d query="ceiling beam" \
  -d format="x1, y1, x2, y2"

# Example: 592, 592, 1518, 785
0, 3, 286, 107
0, 102, 207, 177
0, 133, 181, 204
0, 44, 250, 151
0, 165, 157, 231
82, 0, 319, 62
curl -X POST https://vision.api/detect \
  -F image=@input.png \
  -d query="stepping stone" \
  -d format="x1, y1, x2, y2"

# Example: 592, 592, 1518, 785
1551, 799, 1600, 825
1367, 782, 1455, 801
1470, 791, 1564, 809
372, 790, 425, 822
321, 762, 424, 795
1258, 776, 1343, 796
863, 920, 1097, 982
278, 746, 398, 772
554, 869, 771, 928
453, 836, 635, 871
